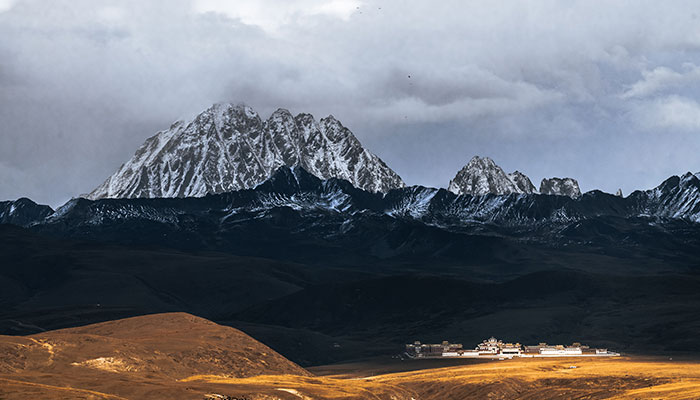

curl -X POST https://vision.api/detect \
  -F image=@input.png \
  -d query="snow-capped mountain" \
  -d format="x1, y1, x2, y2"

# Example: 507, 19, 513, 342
88, 103, 404, 200
629, 172, 700, 221
6, 167, 700, 244
448, 156, 536, 195
27, 166, 699, 233
508, 171, 537, 194
539, 178, 581, 198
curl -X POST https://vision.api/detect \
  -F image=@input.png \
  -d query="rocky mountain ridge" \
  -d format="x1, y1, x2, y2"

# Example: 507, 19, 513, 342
540, 177, 582, 198
448, 156, 528, 195
88, 103, 405, 200
448, 156, 581, 198
0, 197, 53, 226
9, 166, 700, 235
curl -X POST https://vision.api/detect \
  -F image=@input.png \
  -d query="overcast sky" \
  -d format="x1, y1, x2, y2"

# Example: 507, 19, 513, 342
2, 0, 700, 206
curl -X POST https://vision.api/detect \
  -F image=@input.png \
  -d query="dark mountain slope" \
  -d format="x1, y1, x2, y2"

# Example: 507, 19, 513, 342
0, 198, 53, 226
1, 168, 700, 365
0, 225, 366, 335
232, 271, 700, 361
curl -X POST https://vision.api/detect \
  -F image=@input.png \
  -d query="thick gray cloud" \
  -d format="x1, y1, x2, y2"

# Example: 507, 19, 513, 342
1, 0, 700, 206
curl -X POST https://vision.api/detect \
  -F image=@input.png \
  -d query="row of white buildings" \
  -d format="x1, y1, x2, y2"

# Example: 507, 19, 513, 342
406, 337, 619, 359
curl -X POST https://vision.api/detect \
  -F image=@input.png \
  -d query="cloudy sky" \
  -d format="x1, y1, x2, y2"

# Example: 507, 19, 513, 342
1, 0, 700, 206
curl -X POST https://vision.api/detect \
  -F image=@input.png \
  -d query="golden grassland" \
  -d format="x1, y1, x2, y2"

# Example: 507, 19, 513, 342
181, 374, 414, 399
178, 357, 700, 400
370, 357, 700, 399
3, 350, 700, 399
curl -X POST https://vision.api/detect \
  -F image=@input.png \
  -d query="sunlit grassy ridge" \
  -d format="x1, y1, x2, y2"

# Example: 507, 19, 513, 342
183, 358, 700, 400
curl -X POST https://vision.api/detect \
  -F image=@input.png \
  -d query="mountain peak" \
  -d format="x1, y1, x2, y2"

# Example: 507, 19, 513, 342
210, 101, 251, 112
633, 172, 700, 221
448, 156, 582, 197
540, 177, 581, 198
197, 102, 262, 136
208, 102, 259, 120
681, 171, 700, 183
508, 170, 537, 194
467, 155, 497, 168
0, 197, 53, 226
448, 156, 526, 196
88, 104, 404, 199
270, 108, 294, 119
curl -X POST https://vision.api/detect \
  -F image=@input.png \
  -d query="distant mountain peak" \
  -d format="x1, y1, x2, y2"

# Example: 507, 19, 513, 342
632, 172, 700, 221
87, 103, 404, 199
211, 101, 255, 114
508, 170, 537, 194
681, 171, 700, 185
539, 177, 581, 198
448, 156, 534, 195
447, 156, 583, 197
0, 198, 53, 226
